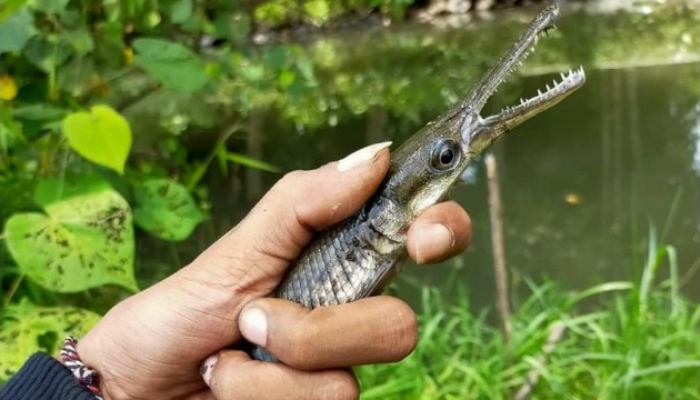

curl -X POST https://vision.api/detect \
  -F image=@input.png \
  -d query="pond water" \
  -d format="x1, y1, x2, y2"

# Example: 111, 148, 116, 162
135, 2, 700, 310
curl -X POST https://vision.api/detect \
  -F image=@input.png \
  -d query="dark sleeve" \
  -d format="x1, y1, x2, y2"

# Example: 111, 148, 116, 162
1, 352, 97, 400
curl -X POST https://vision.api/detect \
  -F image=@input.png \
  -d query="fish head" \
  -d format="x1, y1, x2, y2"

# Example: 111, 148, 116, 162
384, 3, 586, 222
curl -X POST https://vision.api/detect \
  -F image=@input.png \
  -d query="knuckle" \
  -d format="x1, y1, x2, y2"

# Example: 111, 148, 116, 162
281, 325, 316, 369
210, 355, 245, 399
388, 299, 419, 359
277, 170, 306, 190
324, 372, 360, 400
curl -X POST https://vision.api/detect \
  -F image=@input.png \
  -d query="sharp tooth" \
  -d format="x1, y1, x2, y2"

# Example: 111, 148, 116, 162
553, 80, 558, 87
537, 89, 542, 96
546, 84, 550, 91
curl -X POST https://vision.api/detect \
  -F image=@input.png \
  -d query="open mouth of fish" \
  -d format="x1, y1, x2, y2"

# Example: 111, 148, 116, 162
457, 3, 587, 154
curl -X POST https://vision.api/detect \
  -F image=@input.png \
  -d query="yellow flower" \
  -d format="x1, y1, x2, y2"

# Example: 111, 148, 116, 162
565, 193, 582, 205
124, 47, 134, 65
0, 74, 18, 101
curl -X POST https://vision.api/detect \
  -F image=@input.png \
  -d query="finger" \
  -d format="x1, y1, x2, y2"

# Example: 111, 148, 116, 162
205, 350, 359, 400
194, 142, 392, 293
239, 296, 418, 370
407, 201, 472, 265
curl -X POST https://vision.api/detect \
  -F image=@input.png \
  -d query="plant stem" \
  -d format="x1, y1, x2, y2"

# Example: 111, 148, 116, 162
186, 122, 242, 191
2, 274, 25, 308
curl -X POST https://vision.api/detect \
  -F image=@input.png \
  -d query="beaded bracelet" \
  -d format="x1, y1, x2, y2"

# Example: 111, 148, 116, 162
59, 336, 104, 400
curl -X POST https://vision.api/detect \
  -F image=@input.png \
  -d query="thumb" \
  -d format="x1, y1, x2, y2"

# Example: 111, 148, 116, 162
237, 296, 418, 370
189, 141, 392, 296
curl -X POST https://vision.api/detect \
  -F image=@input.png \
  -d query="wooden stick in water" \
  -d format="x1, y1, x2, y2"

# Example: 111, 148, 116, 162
486, 153, 512, 343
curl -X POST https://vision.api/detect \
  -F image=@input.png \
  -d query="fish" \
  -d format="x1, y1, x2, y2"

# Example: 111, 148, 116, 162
252, 2, 585, 362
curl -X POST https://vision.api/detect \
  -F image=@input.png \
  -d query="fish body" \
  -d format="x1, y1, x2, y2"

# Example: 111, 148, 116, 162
253, 3, 585, 362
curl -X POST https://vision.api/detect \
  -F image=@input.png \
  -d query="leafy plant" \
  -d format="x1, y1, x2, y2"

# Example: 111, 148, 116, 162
0, 0, 290, 380
133, 178, 207, 241
0, 300, 101, 381
132, 39, 210, 93
63, 105, 132, 174
5, 178, 137, 292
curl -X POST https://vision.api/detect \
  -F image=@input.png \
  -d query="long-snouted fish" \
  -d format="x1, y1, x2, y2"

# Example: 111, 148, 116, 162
253, 3, 585, 361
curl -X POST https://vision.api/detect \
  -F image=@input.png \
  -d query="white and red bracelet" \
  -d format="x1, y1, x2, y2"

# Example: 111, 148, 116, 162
59, 336, 104, 400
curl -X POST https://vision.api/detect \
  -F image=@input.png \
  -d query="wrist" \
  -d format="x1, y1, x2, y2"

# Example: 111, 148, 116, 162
61, 337, 103, 399
76, 322, 125, 400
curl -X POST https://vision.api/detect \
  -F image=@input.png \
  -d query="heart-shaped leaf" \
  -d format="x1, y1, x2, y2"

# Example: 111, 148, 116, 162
133, 178, 207, 241
62, 105, 132, 174
0, 300, 101, 382
4, 184, 137, 292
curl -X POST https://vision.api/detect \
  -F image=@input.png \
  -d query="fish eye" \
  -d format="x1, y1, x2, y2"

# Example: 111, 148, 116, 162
430, 139, 461, 171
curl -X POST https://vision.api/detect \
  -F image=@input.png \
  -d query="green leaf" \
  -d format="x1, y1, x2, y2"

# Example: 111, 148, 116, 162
213, 13, 250, 45
133, 178, 207, 241
238, 63, 265, 83
33, 174, 111, 208
28, 0, 70, 14
57, 57, 96, 96
133, 38, 209, 93
0, 106, 24, 152
0, 0, 30, 20
23, 35, 72, 72
170, 0, 192, 23
278, 68, 296, 88
4, 185, 138, 292
0, 7, 35, 53
61, 29, 94, 55
225, 152, 281, 173
0, 300, 101, 382
303, 0, 330, 25
12, 104, 68, 121
264, 46, 291, 71
62, 105, 132, 174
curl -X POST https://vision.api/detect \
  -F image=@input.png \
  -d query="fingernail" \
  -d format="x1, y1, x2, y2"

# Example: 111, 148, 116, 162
200, 353, 218, 387
337, 141, 392, 172
415, 223, 454, 265
239, 307, 268, 347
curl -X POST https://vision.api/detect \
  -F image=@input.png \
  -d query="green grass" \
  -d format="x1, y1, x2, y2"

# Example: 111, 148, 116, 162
358, 234, 700, 399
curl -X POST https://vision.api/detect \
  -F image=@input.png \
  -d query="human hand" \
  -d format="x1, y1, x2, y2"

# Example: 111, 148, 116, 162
77, 142, 472, 400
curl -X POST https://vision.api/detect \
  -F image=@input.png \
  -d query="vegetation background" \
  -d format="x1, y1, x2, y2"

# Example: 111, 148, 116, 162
1, 0, 698, 398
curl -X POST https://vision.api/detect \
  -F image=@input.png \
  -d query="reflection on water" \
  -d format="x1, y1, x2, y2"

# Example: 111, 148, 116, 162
136, 4, 700, 310
692, 103, 700, 175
